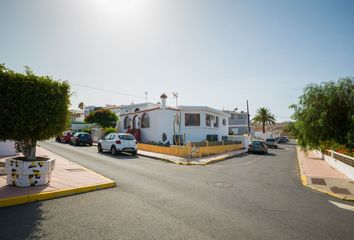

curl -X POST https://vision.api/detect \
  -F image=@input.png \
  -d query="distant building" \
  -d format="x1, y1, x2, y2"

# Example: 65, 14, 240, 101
118, 94, 230, 144
70, 109, 85, 123
223, 110, 254, 136
84, 105, 100, 117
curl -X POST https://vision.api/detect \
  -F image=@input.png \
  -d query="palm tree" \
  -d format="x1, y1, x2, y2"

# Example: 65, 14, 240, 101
252, 107, 276, 133
78, 102, 84, 110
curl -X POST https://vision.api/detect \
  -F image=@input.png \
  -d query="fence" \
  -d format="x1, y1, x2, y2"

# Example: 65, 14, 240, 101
137, 141, 244, 158
321, 149, 354, 180
325, 150, 354, 167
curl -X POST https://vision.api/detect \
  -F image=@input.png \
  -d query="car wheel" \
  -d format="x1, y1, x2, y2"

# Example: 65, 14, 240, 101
132, 150, 137, 155
111, 146, 117, 156
98, 144, 103, 153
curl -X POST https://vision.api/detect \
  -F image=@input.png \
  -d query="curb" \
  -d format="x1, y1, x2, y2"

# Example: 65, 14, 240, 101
138, 150, 247, 166
296, 147, 354, 202
0, 181, 116, 208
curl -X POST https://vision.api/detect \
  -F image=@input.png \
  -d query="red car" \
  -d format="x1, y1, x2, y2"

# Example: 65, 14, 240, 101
56, 131, 74, 143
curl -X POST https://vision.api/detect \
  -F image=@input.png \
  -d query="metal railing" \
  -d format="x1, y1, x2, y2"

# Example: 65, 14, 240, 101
326, 150, 354, 167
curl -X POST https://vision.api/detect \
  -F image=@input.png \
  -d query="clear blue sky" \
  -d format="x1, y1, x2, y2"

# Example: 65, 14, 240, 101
1, 0, 354, 121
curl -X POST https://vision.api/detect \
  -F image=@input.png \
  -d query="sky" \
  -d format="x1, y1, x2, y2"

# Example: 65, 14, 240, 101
1, 0, 354, 122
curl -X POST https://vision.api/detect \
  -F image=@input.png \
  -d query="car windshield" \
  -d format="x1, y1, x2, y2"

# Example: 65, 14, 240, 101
252, 141, 262, 145
266, 139, 275, 142
119, 134, 135, 140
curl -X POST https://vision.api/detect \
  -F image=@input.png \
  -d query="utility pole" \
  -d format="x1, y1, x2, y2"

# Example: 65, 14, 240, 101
144, 91, 148, 103
247, 100, 251, 136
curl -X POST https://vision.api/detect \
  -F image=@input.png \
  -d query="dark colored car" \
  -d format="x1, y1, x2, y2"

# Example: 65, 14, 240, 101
278, 136, 289, 144
70, 132, 92, 146
248, 140, 268, 154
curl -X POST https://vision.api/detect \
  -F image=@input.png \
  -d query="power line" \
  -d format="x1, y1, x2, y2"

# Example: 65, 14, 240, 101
69, 82, 160, 102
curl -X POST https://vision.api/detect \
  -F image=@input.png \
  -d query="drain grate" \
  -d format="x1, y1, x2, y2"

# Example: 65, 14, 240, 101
330, 187, 352, 195
311, 178, 326, 185
65, 168, 85, 172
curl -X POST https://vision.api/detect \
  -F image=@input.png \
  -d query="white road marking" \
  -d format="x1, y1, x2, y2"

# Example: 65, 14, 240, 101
239, 157, 260, 166
329, 200, 354, 212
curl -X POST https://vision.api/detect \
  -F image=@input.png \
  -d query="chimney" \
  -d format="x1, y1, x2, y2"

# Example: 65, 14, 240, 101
160, 93, 167, 109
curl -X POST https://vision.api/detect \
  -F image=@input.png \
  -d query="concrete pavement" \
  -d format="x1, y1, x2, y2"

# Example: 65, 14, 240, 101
0, 147, 115, 207
297, 147, 354, 201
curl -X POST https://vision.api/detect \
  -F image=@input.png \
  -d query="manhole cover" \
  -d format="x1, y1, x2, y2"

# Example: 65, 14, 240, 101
330, 187, 352, 195
311, 178, 326, 185
206, 182, 233, 188
66, 168, 85, 172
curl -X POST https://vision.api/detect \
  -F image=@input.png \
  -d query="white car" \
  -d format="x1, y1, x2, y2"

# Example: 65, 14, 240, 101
98, 133, 137, 156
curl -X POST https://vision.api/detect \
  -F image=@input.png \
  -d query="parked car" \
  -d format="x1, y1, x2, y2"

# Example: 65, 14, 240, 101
248, 140, 268, 154
278, 136, 289, 144
58, 131, 74, 143
266, 138, 278, 148
98, 133, 137, 155
70, 132, 92, 146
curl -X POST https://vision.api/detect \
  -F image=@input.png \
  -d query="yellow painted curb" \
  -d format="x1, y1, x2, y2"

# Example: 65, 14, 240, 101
0, 181, 116, 208
296, 147, 354, 202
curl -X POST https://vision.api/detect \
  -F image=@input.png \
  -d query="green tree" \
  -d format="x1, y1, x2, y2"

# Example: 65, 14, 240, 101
290, 77, 354, 149
0, 64, 70, 160
85, 109, 118, 128
252, 107, 276, 133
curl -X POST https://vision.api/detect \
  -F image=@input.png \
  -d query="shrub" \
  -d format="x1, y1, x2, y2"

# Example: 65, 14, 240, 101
104, 127, 117, 136
0, 65, 70, 160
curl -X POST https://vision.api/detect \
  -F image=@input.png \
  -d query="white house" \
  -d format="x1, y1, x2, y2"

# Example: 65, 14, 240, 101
118, 94, 230, 144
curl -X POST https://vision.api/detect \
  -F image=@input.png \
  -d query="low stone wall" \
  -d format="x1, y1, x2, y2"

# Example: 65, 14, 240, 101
314, 149, 354, 180
137, 142, 243, 158
323, 150, 354, 180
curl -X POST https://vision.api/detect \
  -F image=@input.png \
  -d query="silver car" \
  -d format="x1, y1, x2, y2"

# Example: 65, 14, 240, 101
266, 138, 278, 148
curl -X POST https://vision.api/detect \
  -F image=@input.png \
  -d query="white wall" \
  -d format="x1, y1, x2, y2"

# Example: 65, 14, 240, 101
323, 151, 354, 180
0, 141, 17, 156
228, 135, 251, 149
119, 108, 229, 144
254, 131, 280, 140
180, 111, 229, 142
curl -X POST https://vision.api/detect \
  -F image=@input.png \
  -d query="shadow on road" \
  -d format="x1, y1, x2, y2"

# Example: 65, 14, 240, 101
0, 202, 46, 239
97, 152, 140, 160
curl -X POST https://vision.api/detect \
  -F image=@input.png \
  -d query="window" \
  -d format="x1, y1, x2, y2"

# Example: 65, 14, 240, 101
141, 113, 150, 128
124, 116, 131, 129
109, 134, 116, 140
214, 116, 219, 127
206, 114, 219, 127
222, 118, 226, 125
185, 113, 200, 126
206, 114, 212, 127
119, 134, 135, 140
206, 135, 218, 141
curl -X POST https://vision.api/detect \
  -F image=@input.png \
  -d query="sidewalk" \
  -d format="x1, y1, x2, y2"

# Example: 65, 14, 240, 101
138, 148, 247, 165
297, 147, 354, 201
0, 147, 116, 207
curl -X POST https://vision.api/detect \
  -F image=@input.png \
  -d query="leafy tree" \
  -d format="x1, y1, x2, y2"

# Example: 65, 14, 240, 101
252, 107, 276, 133
85, 109, 118, 128
289, 77, 354, 149
78, 102, 84, 109
0, 64, 70, 160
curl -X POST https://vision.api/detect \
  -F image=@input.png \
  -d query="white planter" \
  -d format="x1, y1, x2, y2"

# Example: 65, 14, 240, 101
5, 157, 55, 187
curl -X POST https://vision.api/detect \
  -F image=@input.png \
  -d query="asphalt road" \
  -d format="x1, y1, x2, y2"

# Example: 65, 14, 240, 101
1, 141, 353, 240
